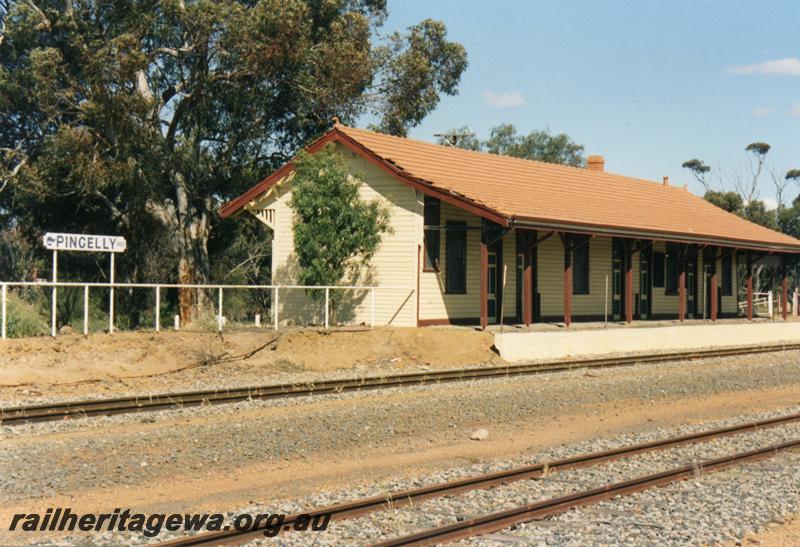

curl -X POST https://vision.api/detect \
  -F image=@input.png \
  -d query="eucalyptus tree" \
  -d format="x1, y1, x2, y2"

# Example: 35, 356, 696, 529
483, 124, 585, 167
436, 123, 586, 166
0, 0, 467, 321
681, 158, 711, 192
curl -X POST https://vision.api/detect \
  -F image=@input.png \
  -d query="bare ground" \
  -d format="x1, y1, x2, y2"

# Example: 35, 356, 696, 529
728, 513, 800, 546
4, 330, 800, 545
0, 327, 500, 401
3, 348, 800, 545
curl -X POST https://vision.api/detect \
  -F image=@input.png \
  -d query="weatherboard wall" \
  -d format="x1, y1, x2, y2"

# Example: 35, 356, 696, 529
267, 144, 418, 327
536, 235, 616, 320
255, 148, 742, 327
418, 202, 480, 322
417, 204, 518, 323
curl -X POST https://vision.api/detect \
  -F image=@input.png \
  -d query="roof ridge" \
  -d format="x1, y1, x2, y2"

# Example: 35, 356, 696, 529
337, 124, 682, 192
223, 122, 800, 251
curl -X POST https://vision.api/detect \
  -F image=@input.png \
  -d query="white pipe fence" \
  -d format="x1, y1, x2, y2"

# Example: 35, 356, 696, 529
795, 289, 799, 317
738, 291, 774, 318
0, 281, 412, 339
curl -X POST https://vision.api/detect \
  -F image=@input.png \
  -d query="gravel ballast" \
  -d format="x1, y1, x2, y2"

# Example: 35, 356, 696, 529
36, 406, 800, 546
6, 350, 800, 545
301, 415, 800, 545
4, 351, 800, 501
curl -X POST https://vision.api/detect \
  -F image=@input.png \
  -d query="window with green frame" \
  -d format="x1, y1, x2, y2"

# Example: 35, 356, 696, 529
445, 222, 467, 293
572, 235, 590, 295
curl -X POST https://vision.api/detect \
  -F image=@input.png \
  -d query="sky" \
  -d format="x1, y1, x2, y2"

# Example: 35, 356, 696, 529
363, 0, 800, 207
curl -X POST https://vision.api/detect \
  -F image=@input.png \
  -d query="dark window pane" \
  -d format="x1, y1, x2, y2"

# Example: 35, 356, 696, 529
665, 244, 679, 294
488, 252, 497, 290
424, 231, 439, 270
722, 253, 733, 296
445, 222, 467, 293
423, 196, 440, 270
653, 252, 665, 288
572, 235, 590, 294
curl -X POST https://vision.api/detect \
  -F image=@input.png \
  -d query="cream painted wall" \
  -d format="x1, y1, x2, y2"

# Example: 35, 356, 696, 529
417, 204, 517, 322
648, 241, 739, 319
264, 144, 418, 327
535, 236, 741, 321
537, 235, 563, 318
248, 144, 744, 327
537, 235, 615, 319
418, 202, 480, 321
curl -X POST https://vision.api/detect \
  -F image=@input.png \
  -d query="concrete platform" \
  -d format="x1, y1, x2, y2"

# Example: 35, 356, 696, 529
493, 319, 800, 363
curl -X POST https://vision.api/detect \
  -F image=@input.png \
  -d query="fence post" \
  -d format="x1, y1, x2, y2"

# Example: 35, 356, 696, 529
255, 313, 261, 327
217, 287, 223, 332
324, 287, 330, 329
174, 315, 180, 330
274, 287, 279, 331
155, 286, 160, 332
795, 289, 799, 317
109, 253, 115, 333
51, 250, 58, 337
370, 287, 375, 327
83, 285, 89, 335
1, 283, 6, 340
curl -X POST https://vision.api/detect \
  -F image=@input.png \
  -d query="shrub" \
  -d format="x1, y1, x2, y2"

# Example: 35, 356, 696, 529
6, 293, 48, 338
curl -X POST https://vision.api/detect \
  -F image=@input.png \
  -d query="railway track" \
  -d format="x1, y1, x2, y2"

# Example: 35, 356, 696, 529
153, 410, 800, 546
376, 439, 800, 546
3, 342, 799, 426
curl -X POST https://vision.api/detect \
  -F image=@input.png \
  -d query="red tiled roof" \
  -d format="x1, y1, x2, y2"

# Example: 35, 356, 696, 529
221, 124, 800, 253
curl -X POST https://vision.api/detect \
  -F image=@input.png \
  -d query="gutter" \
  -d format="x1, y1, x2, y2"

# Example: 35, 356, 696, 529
509, 218, 800, 255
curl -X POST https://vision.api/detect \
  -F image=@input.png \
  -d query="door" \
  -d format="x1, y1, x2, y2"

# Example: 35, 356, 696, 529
686, 256, 697, 317
515, 253, 524, 323
487, 251, 498, 323
612, 240, 623, 321
639, 251, 650, 319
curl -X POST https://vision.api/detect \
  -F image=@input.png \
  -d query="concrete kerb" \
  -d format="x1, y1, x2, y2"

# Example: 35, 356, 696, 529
494, 322, 800, 363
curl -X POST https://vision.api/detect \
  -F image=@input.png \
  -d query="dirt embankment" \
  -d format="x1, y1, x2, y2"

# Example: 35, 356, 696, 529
0, 327, 500, 390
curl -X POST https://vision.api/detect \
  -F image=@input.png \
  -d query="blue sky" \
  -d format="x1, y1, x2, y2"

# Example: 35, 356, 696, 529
365, 0, 800, 207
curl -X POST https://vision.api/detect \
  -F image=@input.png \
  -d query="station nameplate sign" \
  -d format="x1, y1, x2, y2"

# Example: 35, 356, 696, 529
43, 233, 127, 253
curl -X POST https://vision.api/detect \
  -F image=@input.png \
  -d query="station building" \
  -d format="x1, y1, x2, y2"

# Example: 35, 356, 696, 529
221, 122, 800, 329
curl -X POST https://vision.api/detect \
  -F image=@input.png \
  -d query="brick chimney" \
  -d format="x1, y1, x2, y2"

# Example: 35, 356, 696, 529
587, 155, 605, 172
663, 176, 669, 186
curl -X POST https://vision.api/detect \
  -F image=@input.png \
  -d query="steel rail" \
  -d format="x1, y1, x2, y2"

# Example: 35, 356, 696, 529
152, 411, 800, 546
376, 438, 800, 546
3, 342, 800, 426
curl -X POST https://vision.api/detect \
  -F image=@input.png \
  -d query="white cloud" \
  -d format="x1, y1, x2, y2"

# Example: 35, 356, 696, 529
762, 197, 779, 211
752, 106, 774, 117
727, 57, 800, 76
482, 90, 526, 108
791, 102, 800, 118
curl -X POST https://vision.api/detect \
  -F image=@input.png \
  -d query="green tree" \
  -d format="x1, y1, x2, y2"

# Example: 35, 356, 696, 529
436, 124, 585, 166
740, 141, 771, 202
703, 191, 744, 215
683, 143, 784, 230
743, 199, 778, 230
484, 124, 585, 166
435, 126, 481, 151
778, 196, 800, 239
681, 158, 711, 191
289, 148, 390, 312
0, 0, 466, 321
